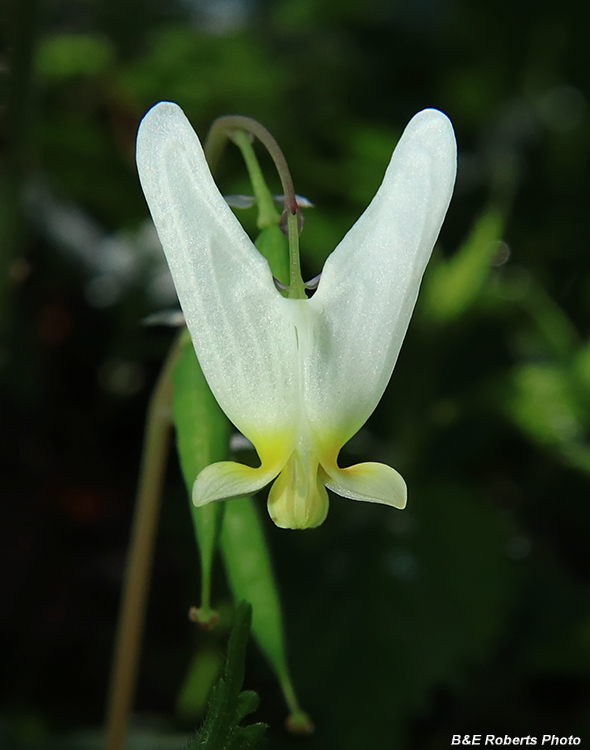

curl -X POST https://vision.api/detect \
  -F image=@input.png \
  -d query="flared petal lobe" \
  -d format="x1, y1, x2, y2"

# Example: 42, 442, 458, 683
193, 430, 295, 507
321, 459, 407, 509
304, 110, 457, 456
194, 457, 284, 507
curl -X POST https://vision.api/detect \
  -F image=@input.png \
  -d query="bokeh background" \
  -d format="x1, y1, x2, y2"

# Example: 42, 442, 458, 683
2, 0, 590, 747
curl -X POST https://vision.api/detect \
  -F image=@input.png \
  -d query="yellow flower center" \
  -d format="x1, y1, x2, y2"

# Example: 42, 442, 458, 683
267, 443, 329, 530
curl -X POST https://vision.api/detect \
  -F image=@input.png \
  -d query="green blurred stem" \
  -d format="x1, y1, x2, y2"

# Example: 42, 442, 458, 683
231, 129, 279, 231
105, 332, 184, 750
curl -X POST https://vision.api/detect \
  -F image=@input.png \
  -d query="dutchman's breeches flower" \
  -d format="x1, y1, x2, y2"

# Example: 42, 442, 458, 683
137, 102, 456, 529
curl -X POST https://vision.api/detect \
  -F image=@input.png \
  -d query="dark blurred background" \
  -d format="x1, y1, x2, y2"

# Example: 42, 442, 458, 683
2, 0, 590, 748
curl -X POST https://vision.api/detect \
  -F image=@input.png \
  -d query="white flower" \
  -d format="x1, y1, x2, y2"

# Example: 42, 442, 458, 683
137, 102, 456, 529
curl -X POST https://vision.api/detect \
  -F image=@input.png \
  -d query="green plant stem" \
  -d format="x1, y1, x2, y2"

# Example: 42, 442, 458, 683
230, 129, 279, 230
204, 115, 297, 214
286, 211, 306, 299
105, 332, 184, 750
205, 117, 306, 298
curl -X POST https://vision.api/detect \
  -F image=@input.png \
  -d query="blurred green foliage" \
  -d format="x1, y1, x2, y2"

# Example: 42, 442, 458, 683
35, 34, 116, 80
2, 0, 590, 747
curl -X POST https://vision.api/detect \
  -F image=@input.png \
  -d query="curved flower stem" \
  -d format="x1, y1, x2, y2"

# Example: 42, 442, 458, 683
105, 331, 184, 750
205, 115, 306, 298
205, 115, 298, 214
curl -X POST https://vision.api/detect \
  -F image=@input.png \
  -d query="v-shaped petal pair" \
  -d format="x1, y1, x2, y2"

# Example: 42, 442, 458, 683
137, 102, 456, 528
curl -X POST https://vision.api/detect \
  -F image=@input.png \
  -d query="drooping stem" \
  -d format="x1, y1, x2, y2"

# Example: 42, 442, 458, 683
205, 115, 298, 214
205, 116, 306, 298
105, 332, 184, 750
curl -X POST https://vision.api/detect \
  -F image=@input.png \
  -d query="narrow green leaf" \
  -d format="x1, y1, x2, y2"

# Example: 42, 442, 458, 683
519, 280, 580, 359
235, 691, 260, 722
186, 602, 267, 750
172, 330, 230, 623
221, 498, 311, 731
507, 363, 590, 474
176, 646, 223, 721
424, 207, 504, 322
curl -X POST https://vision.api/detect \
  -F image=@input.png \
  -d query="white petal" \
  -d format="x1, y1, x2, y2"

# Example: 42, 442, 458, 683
306, 109, 456, 449
136, 102, 299, 448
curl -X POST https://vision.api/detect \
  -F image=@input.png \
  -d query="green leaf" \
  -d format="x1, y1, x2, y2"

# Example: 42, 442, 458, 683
186, 602, 267, 750
220, 498, 291, 689
172, 331, 231, 623
235, 691, 260, 722
176, 645, 224, 721
518, 279, 580, 359
424, 208, 504, 322
507, 363, 590, 474
221, 498, 311, 729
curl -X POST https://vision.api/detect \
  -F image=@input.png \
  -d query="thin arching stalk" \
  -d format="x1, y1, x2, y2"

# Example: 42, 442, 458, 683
104, 332, 183, 750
